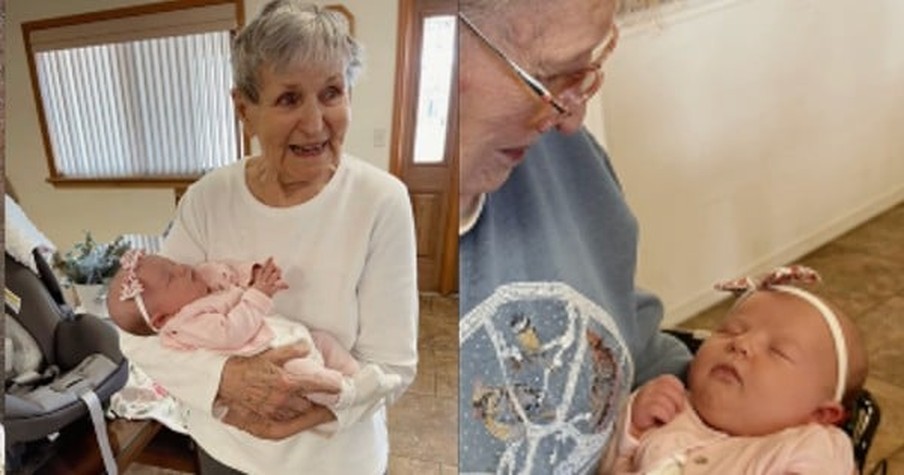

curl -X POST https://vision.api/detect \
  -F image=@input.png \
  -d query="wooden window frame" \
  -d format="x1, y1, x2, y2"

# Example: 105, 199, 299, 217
21, 0, 245, 190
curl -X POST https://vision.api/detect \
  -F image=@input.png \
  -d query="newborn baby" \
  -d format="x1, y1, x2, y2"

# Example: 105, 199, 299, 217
107, 249, 400, 418
613, 265, 868, 475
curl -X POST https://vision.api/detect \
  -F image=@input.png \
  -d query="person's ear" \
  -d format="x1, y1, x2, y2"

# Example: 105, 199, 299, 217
232, 88, 256, 137
555, 99, 588, 135
150, 310, 170, 331
811, 401, 846, 426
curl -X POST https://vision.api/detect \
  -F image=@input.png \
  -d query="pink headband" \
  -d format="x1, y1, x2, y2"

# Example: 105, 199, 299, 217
118, 249, 157, 333
715, 265, 848, 403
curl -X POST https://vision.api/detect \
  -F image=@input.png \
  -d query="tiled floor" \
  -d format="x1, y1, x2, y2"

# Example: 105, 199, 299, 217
387, 295, 459, 474
679, 202, 904, 474
126, 294, 460, 474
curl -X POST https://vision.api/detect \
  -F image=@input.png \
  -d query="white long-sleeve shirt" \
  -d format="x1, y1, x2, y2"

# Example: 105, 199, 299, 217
120, 155, 418, 475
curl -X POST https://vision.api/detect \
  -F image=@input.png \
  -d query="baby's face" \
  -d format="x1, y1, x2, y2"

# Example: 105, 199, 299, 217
137, 255, 209, 324
688, 291, 838, 436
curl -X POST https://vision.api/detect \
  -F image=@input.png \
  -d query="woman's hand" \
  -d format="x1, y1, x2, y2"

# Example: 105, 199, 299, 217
222, 402, 335, 440
630, 374, 686, 438
216, 344, 339, 439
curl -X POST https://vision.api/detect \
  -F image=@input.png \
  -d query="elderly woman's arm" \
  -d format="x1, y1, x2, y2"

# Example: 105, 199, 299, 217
631, 290, 692, 387
331, 178, 419, 429
120, 191, 322, 438
120, 332, 317, 423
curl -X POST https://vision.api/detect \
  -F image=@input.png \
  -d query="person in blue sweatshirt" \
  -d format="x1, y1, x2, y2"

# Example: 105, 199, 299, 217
459, 0, 692, 472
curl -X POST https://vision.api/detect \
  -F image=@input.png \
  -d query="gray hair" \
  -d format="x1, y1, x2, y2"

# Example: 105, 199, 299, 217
461, 0, 622, 25
460, 0, 521, 24
232, 0, 363, 103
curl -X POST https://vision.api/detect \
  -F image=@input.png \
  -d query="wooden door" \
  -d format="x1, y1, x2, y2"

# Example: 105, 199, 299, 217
390, 0, 458, 294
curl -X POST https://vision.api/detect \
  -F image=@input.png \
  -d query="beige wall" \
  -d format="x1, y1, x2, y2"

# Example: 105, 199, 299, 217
5, 0, 397, 248
595, 0, 904, 325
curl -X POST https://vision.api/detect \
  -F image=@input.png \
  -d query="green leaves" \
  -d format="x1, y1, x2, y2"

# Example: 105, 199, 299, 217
52, 233, 132, 285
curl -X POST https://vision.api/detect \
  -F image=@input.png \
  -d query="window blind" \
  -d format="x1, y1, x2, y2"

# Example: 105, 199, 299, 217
35, 31, 237, 178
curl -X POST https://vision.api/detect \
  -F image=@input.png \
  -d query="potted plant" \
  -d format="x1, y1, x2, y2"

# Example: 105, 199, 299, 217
53, 232, 131, 315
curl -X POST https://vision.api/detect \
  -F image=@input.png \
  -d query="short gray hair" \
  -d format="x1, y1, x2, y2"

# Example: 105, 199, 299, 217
232, 0, 363, 103
459, 0, 550, 47
460, 0, 519, 24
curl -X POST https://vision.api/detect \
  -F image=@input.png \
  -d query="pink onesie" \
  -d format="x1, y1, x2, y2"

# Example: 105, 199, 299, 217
156, 261, 348, 404
614, 394, 856, 475
157, 261, 276, 355
152, 260, 401, 413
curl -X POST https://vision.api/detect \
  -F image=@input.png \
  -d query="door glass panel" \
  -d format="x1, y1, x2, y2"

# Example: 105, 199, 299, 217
412, 15, 455, 164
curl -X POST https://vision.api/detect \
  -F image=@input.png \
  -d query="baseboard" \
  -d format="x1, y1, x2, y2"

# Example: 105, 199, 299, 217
663, 186, 904, 327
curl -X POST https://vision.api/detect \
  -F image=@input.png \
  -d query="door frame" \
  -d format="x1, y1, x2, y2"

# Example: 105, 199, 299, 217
389, 0, 458, 295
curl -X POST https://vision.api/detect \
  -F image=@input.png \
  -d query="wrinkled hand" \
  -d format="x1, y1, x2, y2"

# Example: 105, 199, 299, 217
630, 374, 685, 438
217, 344, 339, 439
222, 402, 335, 440
251, 257, 288, 297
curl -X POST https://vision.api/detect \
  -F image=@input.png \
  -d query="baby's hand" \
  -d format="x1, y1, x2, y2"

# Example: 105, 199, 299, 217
630, 374, 685, 438
251, 257, 289, 297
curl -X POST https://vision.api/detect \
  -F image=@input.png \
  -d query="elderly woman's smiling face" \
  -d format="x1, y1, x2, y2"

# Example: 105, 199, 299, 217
236, 59, 349, 190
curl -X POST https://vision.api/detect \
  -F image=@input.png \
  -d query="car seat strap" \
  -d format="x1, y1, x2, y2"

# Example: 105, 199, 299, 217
79, 390, 119, 475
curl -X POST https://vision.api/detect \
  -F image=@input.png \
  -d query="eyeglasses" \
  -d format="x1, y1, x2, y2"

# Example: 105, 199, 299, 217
459, 12, 618, 117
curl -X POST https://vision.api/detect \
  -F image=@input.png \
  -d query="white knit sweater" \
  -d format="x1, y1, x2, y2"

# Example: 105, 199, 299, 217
120, 155, 418, 474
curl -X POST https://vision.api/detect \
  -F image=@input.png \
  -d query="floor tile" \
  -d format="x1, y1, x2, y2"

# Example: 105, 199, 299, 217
857, 297, 904, 388
388, 392, 458, 466
388, 456, 441, 475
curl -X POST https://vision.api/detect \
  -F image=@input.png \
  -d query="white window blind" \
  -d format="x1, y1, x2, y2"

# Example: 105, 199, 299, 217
35, 32, 237, 178
24, 1, 241, 182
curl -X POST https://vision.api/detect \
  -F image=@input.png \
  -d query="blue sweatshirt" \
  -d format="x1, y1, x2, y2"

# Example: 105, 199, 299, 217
459, 129, 691, 474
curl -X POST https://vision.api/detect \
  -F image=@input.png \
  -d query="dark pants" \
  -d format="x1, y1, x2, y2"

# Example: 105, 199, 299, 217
197, 445, 246, 475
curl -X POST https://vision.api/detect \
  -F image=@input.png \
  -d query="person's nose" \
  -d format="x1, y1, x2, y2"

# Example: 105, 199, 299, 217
295, 98, 324, 134
728, 338, 750, 357
727, 333, 759, 358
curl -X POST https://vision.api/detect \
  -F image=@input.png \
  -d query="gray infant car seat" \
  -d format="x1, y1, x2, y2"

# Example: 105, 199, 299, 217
5, 249, 129, 472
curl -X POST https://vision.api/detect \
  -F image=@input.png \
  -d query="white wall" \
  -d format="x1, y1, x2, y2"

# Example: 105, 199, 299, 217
5, 0, 398, 248
595, 0, 904, 325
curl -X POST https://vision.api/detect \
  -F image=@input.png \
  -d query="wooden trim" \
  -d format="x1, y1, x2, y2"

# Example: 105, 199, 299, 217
21, 24, 60, 183
439, 21, 460, 295
46, 176, 200, 189
22, 0, 244, 189
235, 0, 245, 29
389, 0, 416, 178
21, 0, 239, 32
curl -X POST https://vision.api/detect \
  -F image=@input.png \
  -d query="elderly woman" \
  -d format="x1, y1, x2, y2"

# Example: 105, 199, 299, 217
119, 1, 418, 473
458, 0, 690, 473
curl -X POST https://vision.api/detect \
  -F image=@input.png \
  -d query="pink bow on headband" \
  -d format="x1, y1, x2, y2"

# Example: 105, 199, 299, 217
714, 265, 821, 294
119, 248, 146, 301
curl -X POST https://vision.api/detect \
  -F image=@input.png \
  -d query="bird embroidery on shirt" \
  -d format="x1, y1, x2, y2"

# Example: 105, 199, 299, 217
586, 329, 619, 431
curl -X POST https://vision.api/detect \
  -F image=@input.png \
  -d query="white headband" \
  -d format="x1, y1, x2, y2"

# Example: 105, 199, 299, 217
770, 285, 848, 403
716, 265, 848, 403
118, 248, 159, 333
132, 294, 157, 333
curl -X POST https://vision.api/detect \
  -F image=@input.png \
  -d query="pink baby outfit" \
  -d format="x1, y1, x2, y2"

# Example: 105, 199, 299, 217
157, 261, 275, 355
615, 394, 856, 475
153, 260, 401, 415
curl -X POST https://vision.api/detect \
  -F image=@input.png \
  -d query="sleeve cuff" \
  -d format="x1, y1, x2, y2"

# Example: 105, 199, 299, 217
242, 288, 272, 314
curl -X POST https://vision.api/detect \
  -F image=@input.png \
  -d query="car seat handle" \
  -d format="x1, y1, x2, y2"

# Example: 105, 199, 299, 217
31, 249, 72, 314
